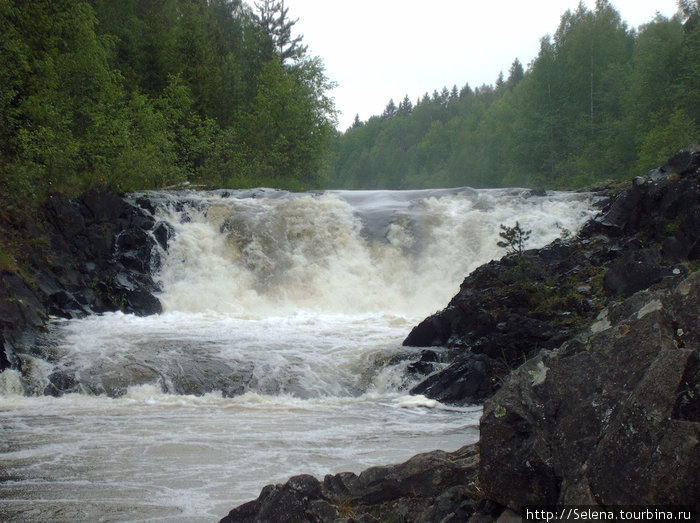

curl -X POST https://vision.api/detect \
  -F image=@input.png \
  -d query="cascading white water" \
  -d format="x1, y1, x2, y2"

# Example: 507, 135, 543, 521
0, 187, 599, 521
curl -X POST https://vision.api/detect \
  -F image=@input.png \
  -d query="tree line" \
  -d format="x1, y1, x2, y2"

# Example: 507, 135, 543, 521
0, 0, 337, 202
327, 0, 700, 190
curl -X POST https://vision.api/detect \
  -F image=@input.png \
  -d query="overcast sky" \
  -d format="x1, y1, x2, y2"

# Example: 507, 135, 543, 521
286, 0, 681, 131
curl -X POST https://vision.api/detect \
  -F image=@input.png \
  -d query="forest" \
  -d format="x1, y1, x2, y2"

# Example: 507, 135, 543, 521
327, 0, 700, 190
2, 1, 700, 203
0, 0, 337, 203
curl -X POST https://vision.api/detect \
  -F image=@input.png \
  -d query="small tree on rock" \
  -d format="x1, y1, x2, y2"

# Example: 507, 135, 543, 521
497, 221, 531, 256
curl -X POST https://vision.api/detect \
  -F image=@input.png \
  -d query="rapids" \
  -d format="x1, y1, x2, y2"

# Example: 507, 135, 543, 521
0, 187, 599, 521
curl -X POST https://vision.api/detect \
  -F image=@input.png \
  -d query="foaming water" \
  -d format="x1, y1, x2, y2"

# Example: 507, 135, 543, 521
153, 187, 597, 317
0, 187, 598, 521
1, 387, 480, 521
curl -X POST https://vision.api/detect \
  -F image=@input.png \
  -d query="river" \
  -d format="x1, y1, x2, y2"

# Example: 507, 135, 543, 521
0, 187, 598, 521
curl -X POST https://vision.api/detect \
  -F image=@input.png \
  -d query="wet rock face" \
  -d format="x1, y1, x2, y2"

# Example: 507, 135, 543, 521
0, 271, 47, 371
479, 270, 700, 511
0, 187, 163, 372
410, 351, 495, 405
220, 445, 480, 523
39, 187, 163, 318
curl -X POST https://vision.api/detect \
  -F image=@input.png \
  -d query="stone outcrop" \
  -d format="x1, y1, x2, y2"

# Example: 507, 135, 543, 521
403, 146, 700, 405
0, 271, 46, 370
0, 187, 165, 374
479, 269, 699, 510
38, 188, 164, 318
220, 445, 480, 523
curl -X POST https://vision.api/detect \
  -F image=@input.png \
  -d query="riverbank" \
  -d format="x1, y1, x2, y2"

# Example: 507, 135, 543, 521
221, 146, 699, 521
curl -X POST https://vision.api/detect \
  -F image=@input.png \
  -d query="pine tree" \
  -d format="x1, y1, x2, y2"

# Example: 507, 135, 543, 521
398, 95, 413, 116
495, 71, 505, 89
507, 58, 525, 88
254, 0, 307, 64
382, 98, 397, 119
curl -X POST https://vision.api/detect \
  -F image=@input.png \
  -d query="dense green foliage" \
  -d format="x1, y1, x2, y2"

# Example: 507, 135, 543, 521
0, 0, 337, 201
328, 0, 700, 190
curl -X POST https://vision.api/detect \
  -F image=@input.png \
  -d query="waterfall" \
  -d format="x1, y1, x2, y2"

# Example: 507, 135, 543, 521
0, 186, 599, 521
151, 186, 595, 317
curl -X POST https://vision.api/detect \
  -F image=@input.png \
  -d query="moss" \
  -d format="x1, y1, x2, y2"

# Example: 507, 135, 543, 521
0, 243, 19, 273
665, 219, 681, 236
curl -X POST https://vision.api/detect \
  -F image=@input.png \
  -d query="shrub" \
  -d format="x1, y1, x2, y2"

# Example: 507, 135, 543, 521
497, 221, 531, 256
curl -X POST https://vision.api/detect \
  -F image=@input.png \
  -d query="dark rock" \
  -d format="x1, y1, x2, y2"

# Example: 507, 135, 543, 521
47, 290, 87, 318
82, 186, 124, 222
478, 271, 700, 511
122, 287, 162, 316
418, 485, 476, 522
221, 474, 324, 523
221, 445, 480, 523
0, 187, 164, 371
44, 370, 80, 396
403, 307, 459, 347
663, 236, 689, 261
134, 195, 157, 215
662, 143, 700, 175
44, 193, 87, 240
153, 222, 171, 251
411, 352, 495, 405
41, 189, 163, 317
526, 188, 547, 197
0, 271, 45, 331
0, 271, 46, 372
406, 349, 441, 375
603, 259, 665, 296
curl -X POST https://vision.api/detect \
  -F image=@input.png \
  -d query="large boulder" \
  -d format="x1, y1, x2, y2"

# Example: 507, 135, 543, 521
478, 270, 700, 511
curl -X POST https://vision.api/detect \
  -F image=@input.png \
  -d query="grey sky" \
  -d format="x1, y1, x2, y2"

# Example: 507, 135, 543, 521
287, 0, 681, 130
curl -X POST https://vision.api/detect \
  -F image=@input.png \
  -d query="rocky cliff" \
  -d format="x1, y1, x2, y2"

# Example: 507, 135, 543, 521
0, 187, 164, 375
220, 146, 699, 521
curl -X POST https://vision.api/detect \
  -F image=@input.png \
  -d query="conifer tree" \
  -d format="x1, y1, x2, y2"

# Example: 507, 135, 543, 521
254, 0, 307, 64
398, 95, 413, 116
382, 99, 397, 119
507, 58, 525, 88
